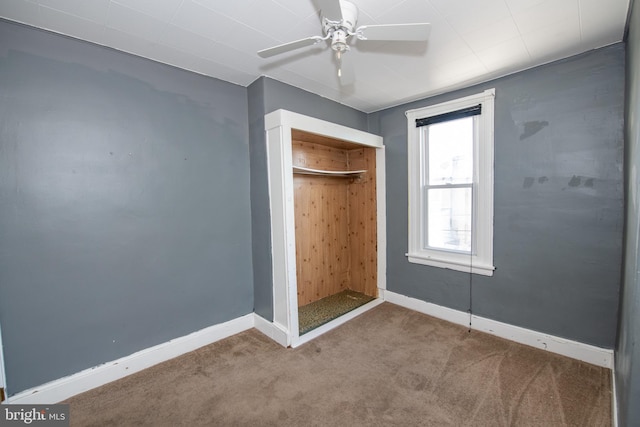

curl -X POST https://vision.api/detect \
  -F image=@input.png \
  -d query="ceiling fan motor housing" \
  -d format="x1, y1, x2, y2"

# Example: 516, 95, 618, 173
323, 0, 358, 52
331, 30, 348, 52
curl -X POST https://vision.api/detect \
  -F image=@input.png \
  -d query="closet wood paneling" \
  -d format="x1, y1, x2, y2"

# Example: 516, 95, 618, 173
294, 176, 350, 306
348, 148, 378, 298
292, 133, 377, 307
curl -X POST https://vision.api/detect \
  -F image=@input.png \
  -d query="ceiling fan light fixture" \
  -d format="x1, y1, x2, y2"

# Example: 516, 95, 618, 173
331, 29, 349, 52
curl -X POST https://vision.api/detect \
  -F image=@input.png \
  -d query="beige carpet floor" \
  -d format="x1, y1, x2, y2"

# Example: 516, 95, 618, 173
66, 303, 611, 426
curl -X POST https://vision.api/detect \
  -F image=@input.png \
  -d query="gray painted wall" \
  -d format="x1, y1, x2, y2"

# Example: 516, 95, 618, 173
248, 76, 368, 320
0, 20, 253, 395
616, 0, 640, 424
247, 77, 272, 318
0, 13, 629, 405
370, 44, 624, 348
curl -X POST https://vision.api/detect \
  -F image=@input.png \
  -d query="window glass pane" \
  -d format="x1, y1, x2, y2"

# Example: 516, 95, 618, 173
426, 187, 472, 252
428, 117, 473, 185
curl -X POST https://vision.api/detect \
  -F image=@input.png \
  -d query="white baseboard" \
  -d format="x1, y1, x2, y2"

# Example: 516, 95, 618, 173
383, 290, 614, 369
0, 324, 7, 397
5, 314, 255, 405
383, 290, 471, 326
253, 314, 289, 347
611, 360, 618, 427
4, 294, 616, 405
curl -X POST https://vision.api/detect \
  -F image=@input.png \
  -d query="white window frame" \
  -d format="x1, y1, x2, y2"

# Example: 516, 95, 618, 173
406, 88, 495, 276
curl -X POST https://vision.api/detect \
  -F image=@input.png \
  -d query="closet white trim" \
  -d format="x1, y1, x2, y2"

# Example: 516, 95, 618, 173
265, 109, 385, 347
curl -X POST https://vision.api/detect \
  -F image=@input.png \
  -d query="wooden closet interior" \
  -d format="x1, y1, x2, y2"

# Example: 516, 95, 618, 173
291, 129, 378, 332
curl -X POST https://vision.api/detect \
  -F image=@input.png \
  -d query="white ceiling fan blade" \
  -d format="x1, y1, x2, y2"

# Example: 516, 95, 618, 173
337, 52, 354, 86
357, 23, 431, 41
318, 0, 344, 21
257, 36, 324, 58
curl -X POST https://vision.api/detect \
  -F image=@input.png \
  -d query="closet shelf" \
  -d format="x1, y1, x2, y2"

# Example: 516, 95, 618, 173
293, 165, 366, 177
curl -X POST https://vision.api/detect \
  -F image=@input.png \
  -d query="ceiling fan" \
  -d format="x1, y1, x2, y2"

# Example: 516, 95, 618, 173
257, 0, 431, 84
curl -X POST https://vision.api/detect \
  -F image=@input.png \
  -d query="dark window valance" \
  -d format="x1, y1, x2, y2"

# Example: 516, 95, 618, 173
416, 104, 481, 127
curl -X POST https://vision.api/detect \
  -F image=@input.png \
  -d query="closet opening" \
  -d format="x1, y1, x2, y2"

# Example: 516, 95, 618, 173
291, 129, 378, 335
263, 109, 385, 348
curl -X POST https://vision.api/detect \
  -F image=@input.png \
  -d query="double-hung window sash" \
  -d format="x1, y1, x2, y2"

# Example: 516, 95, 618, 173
406, 88, 495, 276
417, 105, 481, 254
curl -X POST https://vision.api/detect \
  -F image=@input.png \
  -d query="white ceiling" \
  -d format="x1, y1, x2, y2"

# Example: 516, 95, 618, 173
0, 0, 630, 112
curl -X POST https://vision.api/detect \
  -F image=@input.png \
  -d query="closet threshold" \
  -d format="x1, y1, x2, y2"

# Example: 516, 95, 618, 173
292, 165, 366, 177
292, 297, 384, 348
298, 290, 375, 335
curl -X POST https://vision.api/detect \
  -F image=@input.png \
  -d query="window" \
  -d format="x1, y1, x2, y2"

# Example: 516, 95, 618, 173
406, 89, 495, 276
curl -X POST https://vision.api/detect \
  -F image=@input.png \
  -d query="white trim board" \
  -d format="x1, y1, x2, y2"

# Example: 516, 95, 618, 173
253, 313, 289, 348
611, 360, 619, 427
0, 323, 6, 401
4, 314, 255, 405
383, 290, 613, 369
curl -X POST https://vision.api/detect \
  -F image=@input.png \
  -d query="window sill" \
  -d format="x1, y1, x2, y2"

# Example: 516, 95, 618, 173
406, 253, 495, 276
